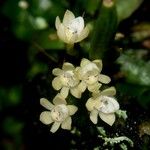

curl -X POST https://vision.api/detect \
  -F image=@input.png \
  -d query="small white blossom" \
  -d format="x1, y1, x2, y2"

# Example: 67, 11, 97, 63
55, 10, 89, 44
18, 0, 28, 9
85, 87, 119, 126
39, 94, 78, 133
34, 17, 48, 30
52, 62, 82, 98
77, 58, 111, 93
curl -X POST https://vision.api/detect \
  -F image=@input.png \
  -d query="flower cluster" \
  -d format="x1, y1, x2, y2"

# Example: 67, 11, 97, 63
39, 10, 120, 133
40, 58, 120, 133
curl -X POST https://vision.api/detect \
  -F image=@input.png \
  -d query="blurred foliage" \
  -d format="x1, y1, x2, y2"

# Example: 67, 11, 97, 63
2, 117, 24, 150
3, 117, 23, 137
2, 0, 68, 40
0, 86, 22, 110
116, 0, 143, 22
117, 49, 150, 86
131, 22, 150, 42
117, 49, 150, 108
117, 83, 150, 109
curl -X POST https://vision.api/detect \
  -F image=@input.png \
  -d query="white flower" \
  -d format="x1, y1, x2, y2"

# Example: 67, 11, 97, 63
52, 62, 82, 99
85, 87, 119, 126
77, 58, 111, 93
39, 94, 78, 133
18, 0, 28, 9
55, 10, 89, 44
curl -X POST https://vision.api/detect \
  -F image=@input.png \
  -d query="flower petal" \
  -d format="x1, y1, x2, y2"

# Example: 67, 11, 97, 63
90, 109, 98, 124
80, 58, 91, 67
67, 105, 78, 115
92, 59, 103, 71
65, 30, 78, 44
63, 10, 75, 25
53, 94, 66, 105
78, 81, 87, 92
61, 117, 72, 130
57, 24, 68, 43
70, 87, 81, 98
68, 17, 84, 35
50, 122, 61, 133
99, 112, 116, 126
52, 77, 62, 90
100, 96, 120, 113
87, 83, 102, 93
55, 16, 61, 30
40, 98, 54, 110
52, 68, 63, 76
100, 87, 116, 96
39, 111, 53, 125
76, 25, 89, 42
62, 62, 75, 71
85, 98, 96, 111
99, 74, 111, 84
60, 87, 69, 98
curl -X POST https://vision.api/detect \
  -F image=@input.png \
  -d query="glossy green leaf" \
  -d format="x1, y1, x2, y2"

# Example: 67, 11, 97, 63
116, 0, 143, 22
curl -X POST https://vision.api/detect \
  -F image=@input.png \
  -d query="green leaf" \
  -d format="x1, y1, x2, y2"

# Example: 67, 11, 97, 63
117, 83, 150, 109
116, 0, 143, 22
27, 61, 48, 79
117, 50, 150, 86
35, 30, 65, 50
85, 0, 100, 15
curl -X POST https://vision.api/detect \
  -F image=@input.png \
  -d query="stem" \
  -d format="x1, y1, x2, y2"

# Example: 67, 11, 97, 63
89, 0, 118, 61
66, 44, 77, 56
33, 42, 58, 62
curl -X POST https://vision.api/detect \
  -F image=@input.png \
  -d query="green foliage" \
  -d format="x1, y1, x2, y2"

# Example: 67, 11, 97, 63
117, 50, 150, 108
0, 86, 22, 110
117, 50, 150, 86
116, 0, 143, 22
97, 126, 133, 149
2, 117, 24, 150
35, 29, 65, 50
85, 0, 100, 15
89, 0, 118, 60
27, 61, 48, 79
2, 0, 67, 40
3, 117, 23, 136
117, 83, 150, 109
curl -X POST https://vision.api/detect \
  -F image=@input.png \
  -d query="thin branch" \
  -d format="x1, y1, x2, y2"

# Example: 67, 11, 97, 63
32, 42, 58, 62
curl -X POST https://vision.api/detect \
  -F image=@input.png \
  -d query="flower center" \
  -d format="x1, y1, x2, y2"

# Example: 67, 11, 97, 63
51, 104, 69, 122
85, 74, 99, 85
60, 71, 79, 87
81, 62, 99, 76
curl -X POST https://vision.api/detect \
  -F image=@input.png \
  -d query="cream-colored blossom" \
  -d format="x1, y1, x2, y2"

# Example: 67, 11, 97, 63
55, 10, 89, 44
85, 87, 119, 126
77, 58, 111, 93
52, 62, 82, 98
39, 94, 78, 133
